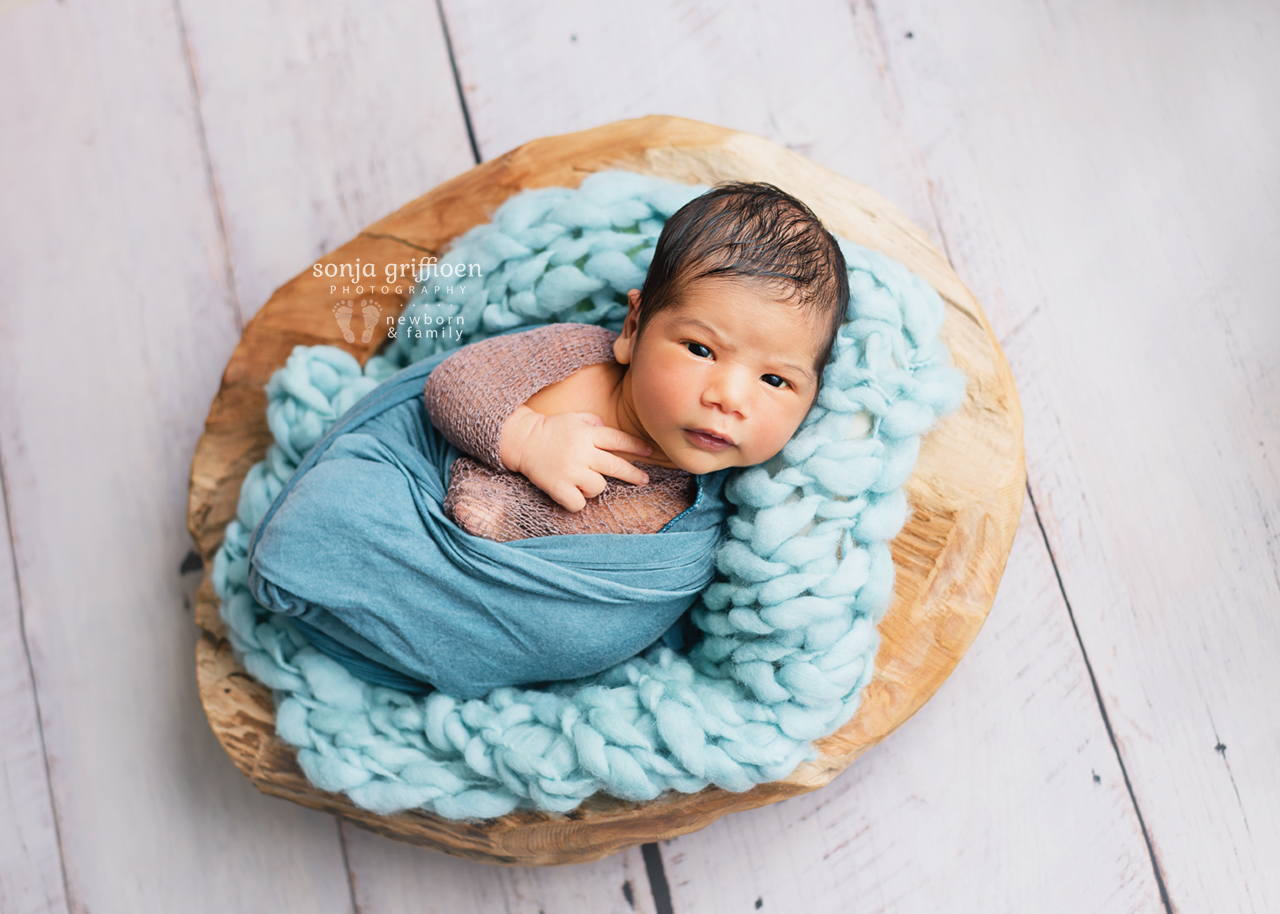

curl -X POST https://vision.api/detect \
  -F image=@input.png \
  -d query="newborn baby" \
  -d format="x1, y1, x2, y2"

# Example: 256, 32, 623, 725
247, 180, 851, 698
424, 181, 850, 543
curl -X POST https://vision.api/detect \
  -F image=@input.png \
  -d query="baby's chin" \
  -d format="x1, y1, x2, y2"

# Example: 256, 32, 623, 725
666, 446, 754, 476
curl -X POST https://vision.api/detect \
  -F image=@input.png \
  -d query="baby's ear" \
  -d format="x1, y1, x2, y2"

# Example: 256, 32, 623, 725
613, 290, 643, 365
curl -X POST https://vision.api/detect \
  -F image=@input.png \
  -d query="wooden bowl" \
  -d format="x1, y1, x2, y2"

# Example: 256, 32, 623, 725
187, 115, 1024, 866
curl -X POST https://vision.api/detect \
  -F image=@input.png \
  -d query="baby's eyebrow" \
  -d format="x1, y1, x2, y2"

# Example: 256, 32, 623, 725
770, 358, 817, 388
781, 361, 818, 385
675, 316, 723, 339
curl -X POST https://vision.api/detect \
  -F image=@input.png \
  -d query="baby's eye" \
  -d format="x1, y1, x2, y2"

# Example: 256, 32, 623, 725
761, 374, 789, 389
686, 342, 713, 358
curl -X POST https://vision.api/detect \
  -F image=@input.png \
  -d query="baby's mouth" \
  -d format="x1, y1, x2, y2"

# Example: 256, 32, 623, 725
685, 429, 735, 452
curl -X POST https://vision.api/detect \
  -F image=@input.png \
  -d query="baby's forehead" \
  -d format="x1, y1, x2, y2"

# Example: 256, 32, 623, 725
675, 277, 824, 327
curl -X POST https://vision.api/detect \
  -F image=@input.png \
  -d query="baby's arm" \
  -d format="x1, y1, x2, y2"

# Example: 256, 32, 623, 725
423, 324, 651, 511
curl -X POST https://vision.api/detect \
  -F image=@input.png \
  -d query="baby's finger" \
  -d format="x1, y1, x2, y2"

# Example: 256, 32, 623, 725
597, 454, 650, 487
593, 425, 653, 457
549, 482, 587, 513
578, 472, 608, 500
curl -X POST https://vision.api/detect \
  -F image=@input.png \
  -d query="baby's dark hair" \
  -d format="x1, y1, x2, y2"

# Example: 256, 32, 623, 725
636, 182, 849, 376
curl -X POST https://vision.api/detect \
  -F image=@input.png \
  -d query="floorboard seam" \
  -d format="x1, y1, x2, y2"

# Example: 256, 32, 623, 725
0, 444, 74, 914
1027, 481, 1175, 914
641, 843, 676, 914
169, 0, 243, 334
433, 0, 482, 165
336, 821, 362, 914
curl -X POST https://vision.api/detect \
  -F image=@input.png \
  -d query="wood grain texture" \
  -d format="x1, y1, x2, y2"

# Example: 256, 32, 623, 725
438, 0, 943, 243
0, 474, 69, 914
872, 2, 1280, 909
188, 115, 1024, 865
175, 0, 478, 324
0, 1, 360, 910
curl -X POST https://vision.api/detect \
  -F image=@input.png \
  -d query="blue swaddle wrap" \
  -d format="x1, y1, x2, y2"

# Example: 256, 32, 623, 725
246, 345, 730, 700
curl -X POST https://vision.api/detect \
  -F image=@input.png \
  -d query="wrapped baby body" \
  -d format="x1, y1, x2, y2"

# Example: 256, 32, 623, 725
246, 323, 730, 700
429, 324, 698, 540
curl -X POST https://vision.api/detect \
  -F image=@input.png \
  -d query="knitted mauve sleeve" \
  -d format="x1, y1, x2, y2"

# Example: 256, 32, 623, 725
421, 323, 620, 469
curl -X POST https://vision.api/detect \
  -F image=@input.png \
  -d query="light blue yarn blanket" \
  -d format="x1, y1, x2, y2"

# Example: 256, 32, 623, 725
211, 171, 966, 819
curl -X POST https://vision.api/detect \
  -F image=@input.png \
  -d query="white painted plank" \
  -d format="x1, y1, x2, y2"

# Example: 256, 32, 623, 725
176, 0, 478, 322
0, 1, 357, 911
0, 482, 69, 914
870, 0, 1280, 909
661, 496, 1163, 913
439, 0, 943, 249
440, 0, 1158, 907
341, 824, 659, 914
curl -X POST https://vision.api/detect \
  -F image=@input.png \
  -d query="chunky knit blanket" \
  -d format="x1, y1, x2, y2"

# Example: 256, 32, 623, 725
211, 171, 965, 819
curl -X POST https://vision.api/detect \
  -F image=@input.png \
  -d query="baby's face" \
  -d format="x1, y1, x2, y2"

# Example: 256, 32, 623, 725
614, 280, 825, 475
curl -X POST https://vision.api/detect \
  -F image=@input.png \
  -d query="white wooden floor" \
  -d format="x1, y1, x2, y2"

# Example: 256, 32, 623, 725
2, 1, 1276, 912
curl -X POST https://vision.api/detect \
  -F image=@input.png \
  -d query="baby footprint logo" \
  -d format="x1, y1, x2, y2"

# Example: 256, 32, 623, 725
333, 300, 356, 343
360, 300, 381, 343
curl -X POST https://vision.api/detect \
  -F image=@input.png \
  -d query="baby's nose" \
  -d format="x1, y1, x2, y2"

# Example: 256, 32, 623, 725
704, 367, 752, 413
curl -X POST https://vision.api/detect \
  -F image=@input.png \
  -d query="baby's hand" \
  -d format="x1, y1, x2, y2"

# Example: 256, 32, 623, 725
500, 406, 652, 511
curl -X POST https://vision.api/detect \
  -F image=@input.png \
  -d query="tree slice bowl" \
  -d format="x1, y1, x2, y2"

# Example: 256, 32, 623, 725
187, 115, 1024, 866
